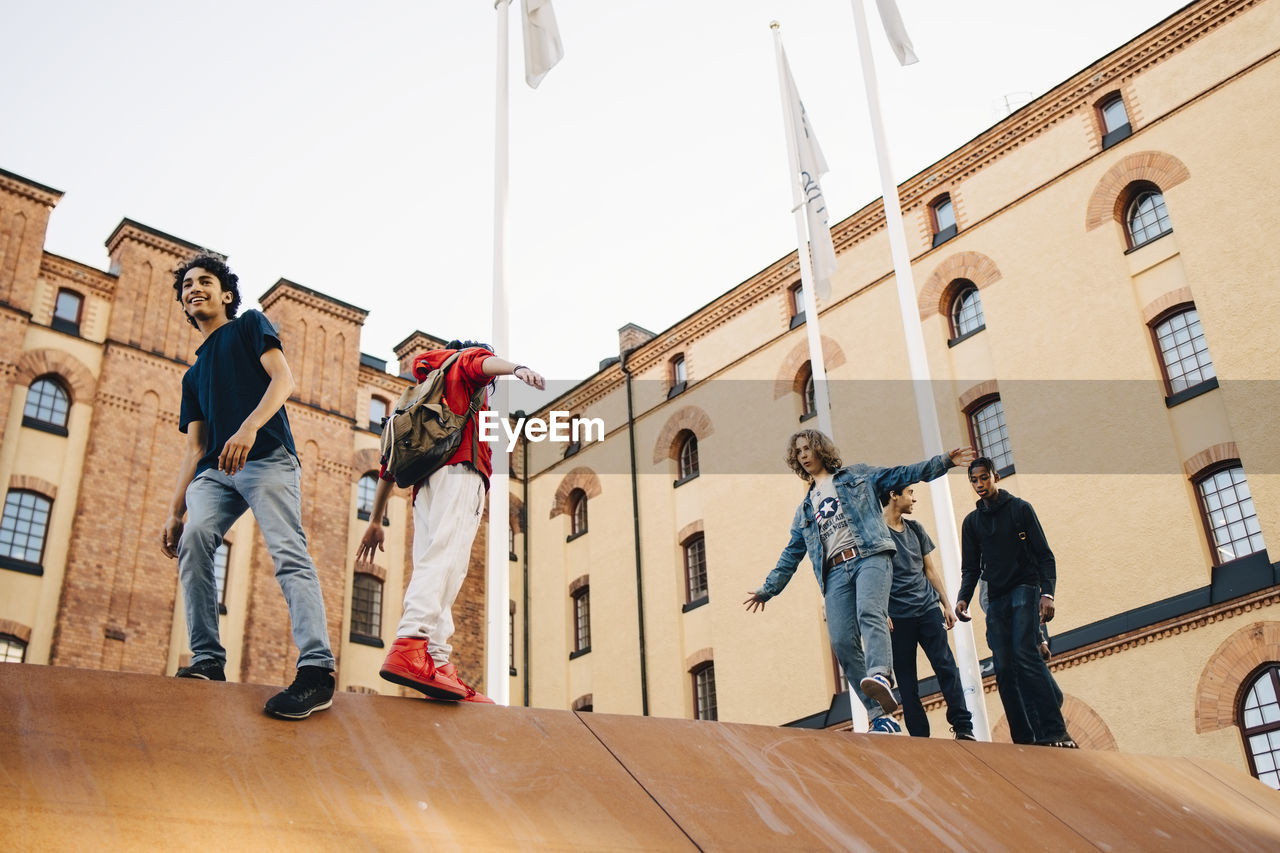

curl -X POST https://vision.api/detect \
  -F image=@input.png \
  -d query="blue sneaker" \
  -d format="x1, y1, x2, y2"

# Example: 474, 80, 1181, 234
859, 673, 899, 714
870, 715, 902, 734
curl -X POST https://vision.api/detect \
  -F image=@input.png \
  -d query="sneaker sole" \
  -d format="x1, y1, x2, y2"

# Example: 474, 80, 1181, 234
264, 698, 333, 720
859, 677, 900, 714
380, 668, 465, 701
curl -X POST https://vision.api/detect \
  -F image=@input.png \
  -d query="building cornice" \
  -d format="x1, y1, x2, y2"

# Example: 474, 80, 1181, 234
0, 168, 62, 206
40, 254, 117, 298
105, 219, 211, 258
260, 279, 369, 326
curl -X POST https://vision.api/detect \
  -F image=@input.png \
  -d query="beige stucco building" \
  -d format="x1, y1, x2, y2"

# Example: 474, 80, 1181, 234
508, 0, 1280, 786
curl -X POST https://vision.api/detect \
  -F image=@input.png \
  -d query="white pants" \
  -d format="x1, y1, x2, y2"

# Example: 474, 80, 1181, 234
397, 464, 486, 664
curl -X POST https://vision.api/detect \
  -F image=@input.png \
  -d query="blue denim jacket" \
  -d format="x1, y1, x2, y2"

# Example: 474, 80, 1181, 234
756, 454, 954, 600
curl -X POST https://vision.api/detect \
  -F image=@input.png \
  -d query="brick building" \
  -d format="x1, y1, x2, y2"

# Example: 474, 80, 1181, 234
0, 179, 491, 695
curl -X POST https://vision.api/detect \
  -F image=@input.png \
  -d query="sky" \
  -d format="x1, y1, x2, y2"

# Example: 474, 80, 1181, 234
1, 0, 1190, 385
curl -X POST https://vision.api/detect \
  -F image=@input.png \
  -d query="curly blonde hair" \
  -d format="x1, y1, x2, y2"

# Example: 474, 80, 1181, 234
785, 429, 842, 481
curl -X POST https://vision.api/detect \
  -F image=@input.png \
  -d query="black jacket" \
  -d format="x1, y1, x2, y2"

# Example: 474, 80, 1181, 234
957, 489, 1056, 604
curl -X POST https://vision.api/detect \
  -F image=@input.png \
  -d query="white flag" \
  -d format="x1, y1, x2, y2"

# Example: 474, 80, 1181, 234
521, 0, 563, 88
875, 0, 918, 65
780, 47, 838, 298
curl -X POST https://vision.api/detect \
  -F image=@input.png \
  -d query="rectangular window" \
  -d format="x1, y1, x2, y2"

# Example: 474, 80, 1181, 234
1198, 466, 1265, 565
573, 588, 591, 653
351, 574, 384, 637
694, 664, 718, 721
212, 541, 230, 612
0, 635, 26, 663
684, 536, 708, 602
52, 290, 83, 335
969, 398, 1014, 475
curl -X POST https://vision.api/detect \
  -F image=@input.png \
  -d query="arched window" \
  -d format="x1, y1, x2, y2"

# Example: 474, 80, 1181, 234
52, 289, 84, 336
1097, 93, 1132, 148
967, 396, 1014, 475
683, 534, 708, 605
0, 490, 53, 573
369, 396, 389, 432
1151, 305, 1215, 400
692, 662, 718, 721
949, 281, 985, 342
677, 432, 700, 482
669, 354, 688, 398
0, 633, 26, 663
22, 377, 70, 434
931, 194, 957, 247
1195, 464, 1265, 565
351, 573, 384, 640
357, 473, 379, 520
1126, 186, 1172, 248
797, 362, 816, 421
568, 489, 588, 539
1240, 665, 1280, 790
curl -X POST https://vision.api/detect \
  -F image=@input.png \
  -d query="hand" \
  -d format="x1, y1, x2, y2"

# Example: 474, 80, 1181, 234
948, 446, 976, 467
888, 616, 894, 633
161, 515, 183, 559
356, 523, 386, 563
941, 606, 956, 630
743, 591, 768, 613
955, 599, 971, 622
218, 425, 258, 474
513, 366, 546, 390
1040, 596, 1055, 623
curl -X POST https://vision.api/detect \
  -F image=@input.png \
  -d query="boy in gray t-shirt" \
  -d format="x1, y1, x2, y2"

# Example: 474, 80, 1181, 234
880, 484, 974, 739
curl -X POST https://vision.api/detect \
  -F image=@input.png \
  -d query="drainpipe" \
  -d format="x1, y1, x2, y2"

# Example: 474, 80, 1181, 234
513, 410, 531, 709
620, 351, 650, 715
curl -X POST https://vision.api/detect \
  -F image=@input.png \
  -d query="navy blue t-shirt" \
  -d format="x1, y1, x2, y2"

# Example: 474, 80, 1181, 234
887, 518, 941, 618
179, 310, 296, 475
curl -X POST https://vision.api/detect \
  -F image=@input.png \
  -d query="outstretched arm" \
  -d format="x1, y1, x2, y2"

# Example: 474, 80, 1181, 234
481, 356, 546, 390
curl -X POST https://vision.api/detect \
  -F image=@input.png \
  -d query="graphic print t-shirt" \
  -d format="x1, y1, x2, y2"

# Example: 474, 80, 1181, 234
810, 478, 856, 564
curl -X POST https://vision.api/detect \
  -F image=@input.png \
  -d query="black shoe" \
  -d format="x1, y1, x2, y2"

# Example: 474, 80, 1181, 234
1043, 737, 1079, 749
264, 666, 335, 720
951, 727, 977, 741
175, 659, 226, 681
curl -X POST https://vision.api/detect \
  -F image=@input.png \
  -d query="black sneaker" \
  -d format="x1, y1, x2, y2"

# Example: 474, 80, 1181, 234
175, 659, 226, 681
264, 666, 334, 720
951, 727, 977, 741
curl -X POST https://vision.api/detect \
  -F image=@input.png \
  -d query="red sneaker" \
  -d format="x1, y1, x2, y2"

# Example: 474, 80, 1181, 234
438, 663, 496, 704
379, 637, 465, 701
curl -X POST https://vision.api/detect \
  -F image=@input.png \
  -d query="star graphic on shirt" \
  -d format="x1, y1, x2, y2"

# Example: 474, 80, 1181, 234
817, 496, 839, 520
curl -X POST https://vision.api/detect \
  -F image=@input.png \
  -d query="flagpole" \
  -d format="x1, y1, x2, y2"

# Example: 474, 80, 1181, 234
773, 22, 868, 734
487, 0, 513, 706
847, 0, 989, 738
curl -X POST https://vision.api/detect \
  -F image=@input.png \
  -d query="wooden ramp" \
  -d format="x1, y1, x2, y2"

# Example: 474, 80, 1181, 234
3, 664, 1279, 851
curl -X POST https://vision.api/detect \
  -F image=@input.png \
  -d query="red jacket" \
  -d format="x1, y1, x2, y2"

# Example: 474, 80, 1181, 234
382, 347, 493, 489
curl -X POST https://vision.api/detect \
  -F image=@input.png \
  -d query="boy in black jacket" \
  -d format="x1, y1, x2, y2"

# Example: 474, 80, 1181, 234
955, 458, 1076, 747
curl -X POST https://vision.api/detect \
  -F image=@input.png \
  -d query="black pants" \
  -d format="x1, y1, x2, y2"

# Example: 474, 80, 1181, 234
890, 608, 974, 737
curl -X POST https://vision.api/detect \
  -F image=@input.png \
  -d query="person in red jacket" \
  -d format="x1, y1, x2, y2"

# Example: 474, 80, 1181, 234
357, 341, 543, 703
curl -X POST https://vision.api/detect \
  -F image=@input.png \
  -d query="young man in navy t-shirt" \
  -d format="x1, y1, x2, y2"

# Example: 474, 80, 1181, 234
160, 255, 336, 720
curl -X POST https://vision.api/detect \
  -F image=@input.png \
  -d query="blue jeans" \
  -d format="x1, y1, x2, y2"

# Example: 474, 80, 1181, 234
824, 552, 893, 717
986, 584, 1067, 744
178, 446, 335, 671
891, 608, 973, 737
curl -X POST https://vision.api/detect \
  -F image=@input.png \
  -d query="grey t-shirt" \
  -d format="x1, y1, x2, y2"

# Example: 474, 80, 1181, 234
811, 478, 856, 563
887, 519, 940, 618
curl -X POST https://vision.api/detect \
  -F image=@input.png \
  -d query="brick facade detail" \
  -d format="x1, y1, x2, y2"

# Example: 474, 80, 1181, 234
1084, 150, 1191, 232
1195, 620, 1280, 733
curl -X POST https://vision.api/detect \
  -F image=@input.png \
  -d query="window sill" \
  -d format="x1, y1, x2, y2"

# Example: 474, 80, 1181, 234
218, 603, 228, 616
22, 416, 68, 437
673, 471, 700, 489
509, 551, 518, 562
799, 410, 817, 423
667, 382, 687, 400
569, 647, 591, 660
1165, 377, 1218, 408
349, 633, 385, 649
562, 442, 582, 458
682, 596, 709, 613
996, 464, 1016, 479
0, 556, 43, 576
509, 667, 518, 677
789, 312, 806, 330
947, 324, 986, 348
50, 318, 81, 337
566, 529, 587, 543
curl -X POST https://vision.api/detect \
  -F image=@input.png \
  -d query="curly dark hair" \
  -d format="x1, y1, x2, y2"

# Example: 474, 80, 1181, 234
172, 255, 241, 329
785, 429, 842, 482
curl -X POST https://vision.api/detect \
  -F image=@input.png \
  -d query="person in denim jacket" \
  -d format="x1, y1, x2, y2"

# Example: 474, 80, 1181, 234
745, 429, 973, 733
